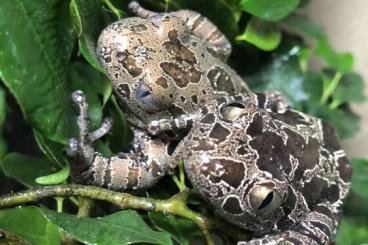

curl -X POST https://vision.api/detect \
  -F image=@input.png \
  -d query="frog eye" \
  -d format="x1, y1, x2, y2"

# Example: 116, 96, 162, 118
135, 83, 157, 111
249, 185, 281, 215
220, 102, 245, 120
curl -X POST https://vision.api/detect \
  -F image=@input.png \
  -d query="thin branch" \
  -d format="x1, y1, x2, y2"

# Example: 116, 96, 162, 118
0, 184, 214, 245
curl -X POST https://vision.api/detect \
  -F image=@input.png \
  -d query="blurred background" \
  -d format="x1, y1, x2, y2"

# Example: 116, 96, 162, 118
305, 0, 368, 158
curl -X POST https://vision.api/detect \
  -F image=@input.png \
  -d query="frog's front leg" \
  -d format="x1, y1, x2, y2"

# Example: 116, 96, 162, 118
238, 202, 338, 245
68, 90, 170, 190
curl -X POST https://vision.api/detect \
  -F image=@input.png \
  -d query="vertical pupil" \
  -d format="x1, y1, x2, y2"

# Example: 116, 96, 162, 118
257, 191, 273, 209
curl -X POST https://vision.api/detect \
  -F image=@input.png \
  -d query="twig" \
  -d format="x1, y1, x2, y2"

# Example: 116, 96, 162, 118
0, 184, 214, 245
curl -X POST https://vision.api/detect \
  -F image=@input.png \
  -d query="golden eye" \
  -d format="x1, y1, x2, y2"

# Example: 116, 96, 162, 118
249, 185, 281, 215
221, 102, 245, 120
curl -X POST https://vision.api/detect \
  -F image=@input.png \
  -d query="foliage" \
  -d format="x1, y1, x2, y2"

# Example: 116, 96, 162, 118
0, 0, 366, 244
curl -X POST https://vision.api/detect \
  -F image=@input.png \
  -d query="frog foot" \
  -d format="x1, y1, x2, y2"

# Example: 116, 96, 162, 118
67, 90, 113, 162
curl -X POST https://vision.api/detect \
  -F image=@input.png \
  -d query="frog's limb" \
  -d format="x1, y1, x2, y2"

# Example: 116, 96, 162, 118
147, 113, 198, 136
128, 1, 232, 61
238, 203, 338, 245
69, 90, 170, 190
254, 91, 291, 113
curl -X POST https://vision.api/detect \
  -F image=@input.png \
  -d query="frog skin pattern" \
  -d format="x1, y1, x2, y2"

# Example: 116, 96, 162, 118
68, 1, 249, 190
147, 92, 352, 245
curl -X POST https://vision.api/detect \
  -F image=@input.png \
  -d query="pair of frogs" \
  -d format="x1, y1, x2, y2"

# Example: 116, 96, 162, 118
68, 2, 352, 244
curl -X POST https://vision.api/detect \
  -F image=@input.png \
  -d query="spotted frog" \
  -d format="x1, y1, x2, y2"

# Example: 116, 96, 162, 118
68, 1, 248, 190
147, 92, 352, 245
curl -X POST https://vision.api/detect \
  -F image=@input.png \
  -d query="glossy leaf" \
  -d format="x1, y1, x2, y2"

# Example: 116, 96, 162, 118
0, 0, 74, 144
351, 159, 368, 199
239, 0, 300, 21
42, 209, 173, 245
0, 207, 61, 245
149, 211, 201, 245
237, 17, 281, 51
0, 153, 59, 187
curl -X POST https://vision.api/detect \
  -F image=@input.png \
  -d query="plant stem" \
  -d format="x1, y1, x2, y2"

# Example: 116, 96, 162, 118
103, 0, 123, 19
320, 71, 343, 105
0, 184, 214, 245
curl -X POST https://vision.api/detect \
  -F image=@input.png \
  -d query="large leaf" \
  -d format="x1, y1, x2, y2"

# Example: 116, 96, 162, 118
0, 153, 59, 187
332, 72, 366, 107
0, 207, 61, 245
42, 209, 173, 245
149, 211, 201, 245
237, 17, 281, 51
0, 0, 74, 144
239, 0, 300, 22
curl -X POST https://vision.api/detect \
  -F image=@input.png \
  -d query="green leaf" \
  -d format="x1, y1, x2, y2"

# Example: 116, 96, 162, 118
247, 43, 308, 107
351, 159, 368, 199
70, 0, 110, 72
239, 0, 300, 22
336, 218, 368, 245
331, 72, 366, 108
281, 14, 325, 39
0, 153, 59, 187
33, 130, 68, 169
42, 209, 173, 245
149, 211, 201, 245
237, 17, 281, 51
35, 164, 70, 185
0, 207, 61, 245
316, 39, 354, 73
0, 0, 75, 144
69, 62, 112, 130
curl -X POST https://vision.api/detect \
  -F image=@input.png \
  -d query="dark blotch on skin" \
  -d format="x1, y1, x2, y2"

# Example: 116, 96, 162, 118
309, 221, 332, 240
129, 24, 148, 32
222, 196, 243, 214
117, 84, 131, 98
163, 30, 197, 65
202, 158, 245, 188
168, 104, 185, 117
337, 157, 352, 182
119, 51, 142, 77
322, 121, 343, 152
207, 66, 235, 94
246, 113, 264, 136
191, 95, 198, 104
155, 77, 169, 89
127, 167, 139, 189
209, 122, 231, 143
271, 111, 306, 127
200, 113, 215, 124
301, 177, 328, 208
160, 62, 201, 88
323, 183, 340, 203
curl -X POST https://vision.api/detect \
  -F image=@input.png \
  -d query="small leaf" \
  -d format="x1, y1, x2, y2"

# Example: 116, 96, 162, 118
331, 72, 366, 107
351, 159, 368, 199
237, 17, 281, 51
0, 153, 59, 187
35, 164, 70, 185
281, 14, 325, 39
316, 39, 354, 73
42, 209, 173, 245
239, 0, 300, 22
0, 207, 61, 245
149, 211, 201, 245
